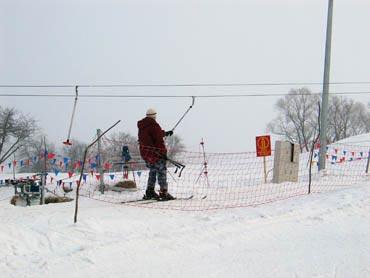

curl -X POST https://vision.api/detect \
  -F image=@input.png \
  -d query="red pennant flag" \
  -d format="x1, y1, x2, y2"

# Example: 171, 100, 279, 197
96, 174, 100, 181
124, 173, 128, 179
73, 162, 77, 169
105, 163, 110, 170
334, 149, 338, 154
40, 152, 44, 159
33, 175, 37, 179
76, 180, 80, 186
27, 159, 30, 165
13, 161, 17, 167
78, 161, 81, 168
90, 170, 94, 176
60, 161, 63, 167
68, 172, 73, 178
351, 152, 355, 156
1, 165, 4, 171
47, 153, 55, 160
51, 177, 54, 183
88, 158, 91, 164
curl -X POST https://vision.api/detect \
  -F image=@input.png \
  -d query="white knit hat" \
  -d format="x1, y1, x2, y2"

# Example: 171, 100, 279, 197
146, 108, 157, 117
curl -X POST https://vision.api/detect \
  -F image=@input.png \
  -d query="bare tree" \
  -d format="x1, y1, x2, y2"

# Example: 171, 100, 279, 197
18, 136, 57, 173
61, 138, 88, 172
267, 90, 370, 151
327, 96, 370, 142
266, 88, 320, 152
0, 106, 37, 164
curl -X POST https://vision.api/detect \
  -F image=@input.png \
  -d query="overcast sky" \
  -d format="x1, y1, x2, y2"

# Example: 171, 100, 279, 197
1, 0, 369, 152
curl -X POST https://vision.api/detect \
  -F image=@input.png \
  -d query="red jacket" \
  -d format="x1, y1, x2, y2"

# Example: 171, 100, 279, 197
137, 117, 167, 163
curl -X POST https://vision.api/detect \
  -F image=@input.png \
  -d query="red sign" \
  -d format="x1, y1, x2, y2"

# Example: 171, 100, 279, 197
256, 135, 271, 157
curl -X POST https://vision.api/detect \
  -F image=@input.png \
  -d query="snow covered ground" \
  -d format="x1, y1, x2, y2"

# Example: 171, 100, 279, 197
1, 180, 370, 278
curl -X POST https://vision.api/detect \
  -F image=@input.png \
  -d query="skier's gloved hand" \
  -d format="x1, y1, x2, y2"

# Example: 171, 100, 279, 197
165, 130, 174, 137
160, 153, 168, 160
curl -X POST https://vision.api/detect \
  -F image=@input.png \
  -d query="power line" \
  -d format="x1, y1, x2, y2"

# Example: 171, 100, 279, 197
0, 91, 369, 98
1, 81, 370, 88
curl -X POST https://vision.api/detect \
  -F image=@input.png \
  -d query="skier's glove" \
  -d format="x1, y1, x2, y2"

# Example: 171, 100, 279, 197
165, 130, 174, 137
160, 153, 168, 160
165, 130, 173, 137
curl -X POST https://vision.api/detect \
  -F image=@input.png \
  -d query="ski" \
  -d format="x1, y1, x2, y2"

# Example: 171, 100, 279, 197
121, 195, 194, 204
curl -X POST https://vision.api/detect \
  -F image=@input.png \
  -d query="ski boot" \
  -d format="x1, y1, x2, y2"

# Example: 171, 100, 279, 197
143, 188, 159, 200
158, 189, 175, 201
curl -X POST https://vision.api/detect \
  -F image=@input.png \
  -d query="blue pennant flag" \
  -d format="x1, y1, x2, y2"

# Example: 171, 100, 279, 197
34, 156, 38, 162
109, 174, 115, 180
90, 163, 97, 169
95, 155, 99, 161
83, 174, 87, 182
20, 160, 24, 166
54, 169, 59, 176
63, 157, 69, 163
52, 158, 57, 165
8, 163, 11, 168
137, 171, 142, 177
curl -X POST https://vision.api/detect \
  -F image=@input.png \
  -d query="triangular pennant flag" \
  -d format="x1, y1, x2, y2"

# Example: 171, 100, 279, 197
68, 172, 73, 178
52, 158, 56, 165
40, 152, 44, 159
0, 165, 4, 171
63, 157, 69, 163
59, 161, 63, 167
8, 163, 11, 168
27, 159, 30, 165
105, 163, 110, 170
78, 161, 82, 168
90, 170, 94, 176
91, 163, 97, 169
54, 169, 59, 176
96, 174, 101, 181
83, 174, 87, 182
69, 182, 72, 188
360, 152, 363, 157
95, 155, 99, 161
137, 171, 142, 177
47, 153, 55, 160
13, 161, 17, 167
76, 180, 80, 186
51, 177, 54, 183
20, 160, 24, 166
343, 151, 347, 156
73, 162, 77, 169
109, 174, 114, 180
124, 173, 128, 179
34, 156, 38, 162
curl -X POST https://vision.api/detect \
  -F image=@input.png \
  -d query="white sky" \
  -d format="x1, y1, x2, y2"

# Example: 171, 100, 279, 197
1, 0, 369, 152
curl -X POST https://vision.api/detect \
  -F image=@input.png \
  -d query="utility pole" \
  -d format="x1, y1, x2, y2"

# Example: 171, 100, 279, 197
319, 0, 334, 171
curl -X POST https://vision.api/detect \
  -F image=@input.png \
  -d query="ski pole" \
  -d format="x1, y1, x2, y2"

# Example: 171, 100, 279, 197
64, 86, 79, 145
171, 96, 195, 132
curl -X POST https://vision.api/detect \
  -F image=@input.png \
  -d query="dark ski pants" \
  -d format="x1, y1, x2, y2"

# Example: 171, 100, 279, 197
145, 159, 168, 191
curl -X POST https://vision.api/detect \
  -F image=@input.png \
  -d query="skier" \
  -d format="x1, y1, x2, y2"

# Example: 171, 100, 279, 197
137, 108, 175, 201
